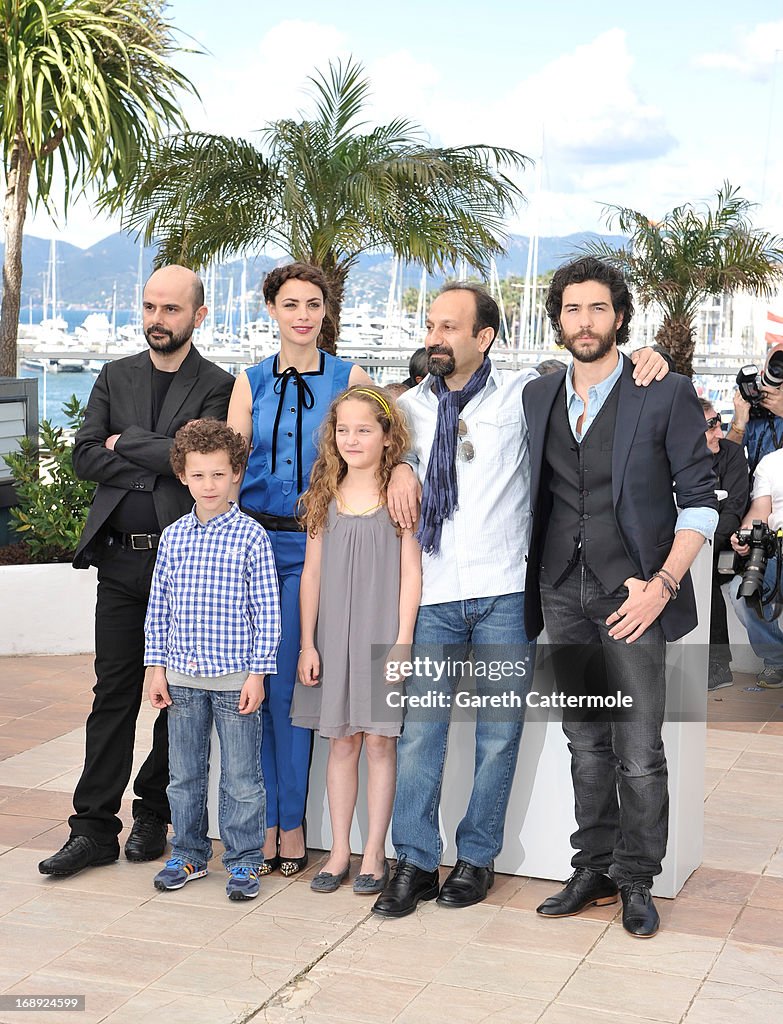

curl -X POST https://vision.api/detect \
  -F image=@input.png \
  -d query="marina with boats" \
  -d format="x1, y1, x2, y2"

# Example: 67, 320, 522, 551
12, 242, 783, 426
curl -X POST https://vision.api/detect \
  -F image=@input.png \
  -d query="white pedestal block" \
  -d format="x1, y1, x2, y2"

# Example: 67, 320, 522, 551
304, 546, 712, 898
209, 548, 711, 897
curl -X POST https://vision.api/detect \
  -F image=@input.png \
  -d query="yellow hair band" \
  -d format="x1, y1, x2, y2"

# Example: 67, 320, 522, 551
348, 388, 392, 418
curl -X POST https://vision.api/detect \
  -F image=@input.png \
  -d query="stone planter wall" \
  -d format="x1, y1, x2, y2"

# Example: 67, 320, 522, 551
0, 563, 97, 656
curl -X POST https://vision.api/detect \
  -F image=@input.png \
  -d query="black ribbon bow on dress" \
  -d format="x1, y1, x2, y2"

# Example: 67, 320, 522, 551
271, 365, 316, 494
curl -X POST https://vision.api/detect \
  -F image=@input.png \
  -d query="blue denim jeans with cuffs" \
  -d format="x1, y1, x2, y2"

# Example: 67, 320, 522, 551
167, 678, 265, 872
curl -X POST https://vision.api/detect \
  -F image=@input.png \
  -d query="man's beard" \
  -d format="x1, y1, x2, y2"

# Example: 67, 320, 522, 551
145, 323, 193, 355
560, 327, 618, 364
561, 328, 616, 363
427, 345, 456, 377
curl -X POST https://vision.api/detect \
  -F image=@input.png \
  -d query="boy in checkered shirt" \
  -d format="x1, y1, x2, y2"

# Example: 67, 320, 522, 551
144, 419, 280, 900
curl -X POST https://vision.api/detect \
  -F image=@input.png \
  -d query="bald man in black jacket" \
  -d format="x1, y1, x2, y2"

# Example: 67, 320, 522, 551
39, 266, 234, 878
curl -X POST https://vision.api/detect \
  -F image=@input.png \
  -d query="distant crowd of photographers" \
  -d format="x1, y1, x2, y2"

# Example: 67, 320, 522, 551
708, 344, 783, 691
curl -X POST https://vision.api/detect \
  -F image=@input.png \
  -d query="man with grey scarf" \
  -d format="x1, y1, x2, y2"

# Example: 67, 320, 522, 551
371, 283, 669, 919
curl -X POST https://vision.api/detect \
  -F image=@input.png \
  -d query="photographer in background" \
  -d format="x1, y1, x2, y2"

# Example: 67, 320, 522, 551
729, 445, 783, 687
726, 344, 783, 482
700, 400, 749, 690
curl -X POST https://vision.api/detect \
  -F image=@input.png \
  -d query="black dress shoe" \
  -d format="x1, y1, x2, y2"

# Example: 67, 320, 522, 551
371, 861, 440, 918
436, 860, 494, 909
38, 836, 120, 877
124, 812, 168, 862
536, 867, 619, 917
620, 882, 660, 938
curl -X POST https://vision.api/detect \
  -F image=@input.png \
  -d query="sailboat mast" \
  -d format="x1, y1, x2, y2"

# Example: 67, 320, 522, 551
50, 240, 57, 324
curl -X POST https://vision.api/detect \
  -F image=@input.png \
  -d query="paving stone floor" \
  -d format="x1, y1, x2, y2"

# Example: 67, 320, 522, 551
1, 654, 782, 1023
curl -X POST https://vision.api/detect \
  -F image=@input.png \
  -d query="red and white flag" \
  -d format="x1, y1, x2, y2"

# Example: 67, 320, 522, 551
766, 309, 783, 349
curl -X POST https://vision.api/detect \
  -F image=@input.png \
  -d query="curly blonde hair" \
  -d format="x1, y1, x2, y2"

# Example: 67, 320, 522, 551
298, 386, 410, 536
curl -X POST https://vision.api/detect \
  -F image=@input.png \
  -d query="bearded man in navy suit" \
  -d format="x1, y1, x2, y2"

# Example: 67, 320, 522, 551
523, 256, 718, 938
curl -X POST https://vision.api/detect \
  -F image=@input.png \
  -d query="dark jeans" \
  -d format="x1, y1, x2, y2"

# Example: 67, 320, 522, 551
540, 565, 668, 887
69, 539, 170, 841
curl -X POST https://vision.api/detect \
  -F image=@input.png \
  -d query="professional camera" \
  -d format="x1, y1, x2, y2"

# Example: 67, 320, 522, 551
737, 343, 783, 409
733, 520, 782, 620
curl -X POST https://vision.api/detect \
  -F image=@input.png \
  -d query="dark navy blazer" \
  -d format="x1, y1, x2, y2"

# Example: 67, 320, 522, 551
523, 353, 718, 642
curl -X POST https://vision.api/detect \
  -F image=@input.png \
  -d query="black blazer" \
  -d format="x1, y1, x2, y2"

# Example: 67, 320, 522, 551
72, 345, 235, 569
713, 439, 750, 551
524, 354, 718, 642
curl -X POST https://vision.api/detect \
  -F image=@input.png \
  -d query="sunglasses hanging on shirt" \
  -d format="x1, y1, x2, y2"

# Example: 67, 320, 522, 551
457, 418, 475, 462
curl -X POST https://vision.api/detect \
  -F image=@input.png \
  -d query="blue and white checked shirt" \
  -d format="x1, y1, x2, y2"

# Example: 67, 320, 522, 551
144, 502, 281, 677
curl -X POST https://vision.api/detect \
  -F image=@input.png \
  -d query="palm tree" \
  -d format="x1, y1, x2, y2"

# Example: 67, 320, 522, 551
0, 0, 195, 377
581, 182, 783, 376
109, 58, 530, 353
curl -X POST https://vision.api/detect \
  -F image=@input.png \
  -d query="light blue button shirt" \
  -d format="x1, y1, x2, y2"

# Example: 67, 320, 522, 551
565, 351, 624, 442
565, 354, 718, 541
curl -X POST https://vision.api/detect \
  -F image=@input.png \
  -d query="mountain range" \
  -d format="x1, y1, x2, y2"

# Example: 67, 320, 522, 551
1, 230, 626, 312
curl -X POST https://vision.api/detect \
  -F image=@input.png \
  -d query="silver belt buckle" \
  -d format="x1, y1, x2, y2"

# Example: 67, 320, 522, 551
130, 533, 153, 550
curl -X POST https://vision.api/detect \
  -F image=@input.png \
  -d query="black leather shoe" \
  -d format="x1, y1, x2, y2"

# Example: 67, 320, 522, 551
536, 867, 619, 917
436, 860, 494, 909
38, 835, 120, 877
620, 882, 660, 938
124, 812, 167, 862
371, 861, 440, 918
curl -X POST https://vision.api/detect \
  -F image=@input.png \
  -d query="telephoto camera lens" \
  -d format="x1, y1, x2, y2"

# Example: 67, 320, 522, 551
761, 345, 783, 389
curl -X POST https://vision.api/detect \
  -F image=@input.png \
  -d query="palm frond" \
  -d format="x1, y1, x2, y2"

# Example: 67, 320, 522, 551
582, 183, 783, 374
107, 53, 531, 282
306, 57, 371, 145
0, 0, 196, 210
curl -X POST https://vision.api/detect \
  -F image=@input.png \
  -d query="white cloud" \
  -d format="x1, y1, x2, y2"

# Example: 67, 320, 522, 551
364, 50, 442, 131
515, 29, 674, 167
357, 29, 674, 179
694, 19, 783, 79
183, 20, 351, 137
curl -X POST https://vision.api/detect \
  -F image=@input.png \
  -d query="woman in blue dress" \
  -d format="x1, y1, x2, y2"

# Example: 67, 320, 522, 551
228, 262, 375, 875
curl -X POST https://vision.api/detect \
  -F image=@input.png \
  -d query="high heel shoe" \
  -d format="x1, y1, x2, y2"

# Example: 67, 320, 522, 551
259, 828, 280, 876
279, 820, 308, 877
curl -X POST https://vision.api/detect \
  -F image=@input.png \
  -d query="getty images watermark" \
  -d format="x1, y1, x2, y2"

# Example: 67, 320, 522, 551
382, 655, 633, 711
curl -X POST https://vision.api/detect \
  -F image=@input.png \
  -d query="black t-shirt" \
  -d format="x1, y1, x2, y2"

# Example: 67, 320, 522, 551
108, 367, 177, 533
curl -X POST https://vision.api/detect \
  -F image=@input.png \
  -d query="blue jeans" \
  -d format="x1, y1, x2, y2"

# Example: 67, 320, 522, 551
540, 566, 668, 887
167, 685, 265, 871
392, 592, 533, 872
730, 557, 783, 669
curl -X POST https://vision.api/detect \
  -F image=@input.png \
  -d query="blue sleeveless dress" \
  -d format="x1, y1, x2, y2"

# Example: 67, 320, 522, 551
240, 351, 353, 832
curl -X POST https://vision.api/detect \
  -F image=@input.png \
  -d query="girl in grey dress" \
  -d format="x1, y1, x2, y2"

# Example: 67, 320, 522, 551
292, 386, 421, 893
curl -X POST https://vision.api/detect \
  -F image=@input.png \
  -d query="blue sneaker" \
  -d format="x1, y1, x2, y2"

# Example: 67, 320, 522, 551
153, 857, 208, 891
226, 865, 260, 900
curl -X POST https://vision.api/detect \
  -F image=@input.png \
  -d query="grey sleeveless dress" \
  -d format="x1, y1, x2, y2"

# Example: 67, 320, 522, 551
290, 500, 403, 738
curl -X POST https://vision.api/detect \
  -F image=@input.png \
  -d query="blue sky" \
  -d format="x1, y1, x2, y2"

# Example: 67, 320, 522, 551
25, 0, 783, 247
